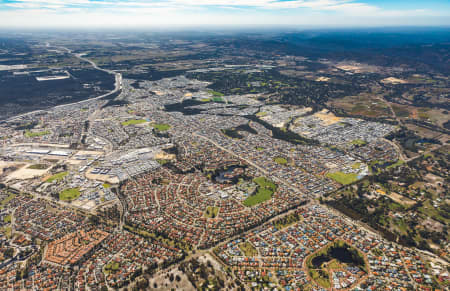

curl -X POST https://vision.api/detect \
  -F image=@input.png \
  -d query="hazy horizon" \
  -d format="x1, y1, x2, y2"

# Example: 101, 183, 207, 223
1, 0, 450, 29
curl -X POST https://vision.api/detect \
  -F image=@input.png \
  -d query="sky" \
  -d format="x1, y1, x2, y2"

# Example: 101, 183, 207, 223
0, 0, 449, 29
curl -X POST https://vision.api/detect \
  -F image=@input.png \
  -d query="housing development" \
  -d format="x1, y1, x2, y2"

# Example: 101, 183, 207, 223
0, 30, 448, 290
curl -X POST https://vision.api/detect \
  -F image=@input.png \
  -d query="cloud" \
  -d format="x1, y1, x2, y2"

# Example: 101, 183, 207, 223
0, 0, 449, 28
0, 0, 386, 11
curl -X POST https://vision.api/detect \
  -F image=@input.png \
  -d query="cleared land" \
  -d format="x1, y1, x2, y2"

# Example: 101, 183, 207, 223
8, 165, 49, 180
385, 192, 416, 207
328, 94, 391, 119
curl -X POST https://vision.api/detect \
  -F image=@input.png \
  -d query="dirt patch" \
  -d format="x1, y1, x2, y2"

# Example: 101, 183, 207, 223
386, 192, 416, 207
67, 159, 82, 165
337, 65, 361, 71
72, 199, 97, 210
7, 163, 50, 181
410, 108, 418, 119
75, 150, 104, 156
314, 109, 342, 126
85, 169, 119, 184
0, 161, 24, 176
315, 76, 330, 82
155, 152, 176, 160
421, 217, 443, 232
335, 62, 380, 73
148, 268, 195, 291
381, 77, 408, 84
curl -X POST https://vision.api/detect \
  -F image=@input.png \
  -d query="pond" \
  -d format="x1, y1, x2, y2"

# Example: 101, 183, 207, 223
311, 245, 362, 268
214, 165, 245, 184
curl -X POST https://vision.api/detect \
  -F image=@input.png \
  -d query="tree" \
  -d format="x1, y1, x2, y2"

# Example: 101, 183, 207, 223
4, 248, 14, 258
136, 278, 148, 289
89, 215, 100, 225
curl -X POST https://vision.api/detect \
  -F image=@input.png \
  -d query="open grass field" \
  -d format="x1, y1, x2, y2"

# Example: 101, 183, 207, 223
212, 97, 224, 102
152, 123, 171, 131
309, 269, 331, 289
104, 261, 120, 274
274, 157, 288, 165
351, 139, 367, 146
59, 188, 80, 201
3, 214, 11, 223
121, 119, 147, 126
256, 111, 268, 117
46, 171, 68, 183
24, 130, 50, 138
243, 177, 277, 207
392, 104, 410, 118
205, 206, 219, 218
352, 163, 361, 169
239, 241, 258, 257
386, 159, 405, 169
1, 226, 11, 239
327, 171, 359, 185
328, 260, 340, 269
208, 90, 224, 97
